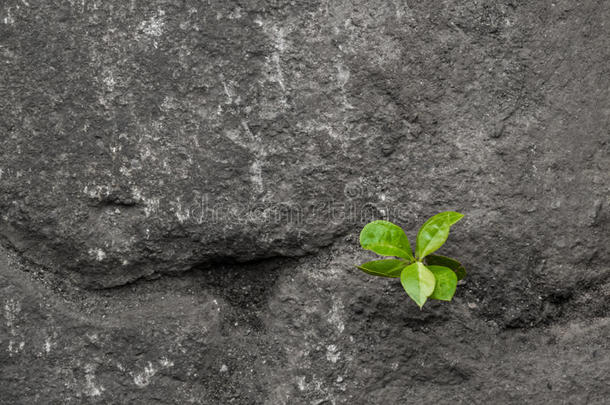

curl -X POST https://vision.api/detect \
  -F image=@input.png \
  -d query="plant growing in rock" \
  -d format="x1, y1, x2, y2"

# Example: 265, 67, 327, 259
356, 211, 466, 308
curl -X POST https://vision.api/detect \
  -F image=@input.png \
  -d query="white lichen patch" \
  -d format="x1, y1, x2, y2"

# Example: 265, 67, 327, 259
109, 144, 122, 155
83, 184, 110, 200
159, 357, 174, 368
4, 299, 23, 355
88, 248, 106, 261
132, 358, 174, 388
139, 10, 166, 37
4, 298, 20, 329
160, 96, 177, 111
133, 362, 156, 388
296, 375, 307, 391
3, 7, 15, 25
8, 340, 25, 355
102, 69, 117, 91
326, 344, 340, 363
44, 337, 52, 354
227, 7, 242, 20
84, 363, 104, 397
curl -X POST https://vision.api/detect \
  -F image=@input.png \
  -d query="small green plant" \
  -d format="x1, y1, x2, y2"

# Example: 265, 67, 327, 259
356, 211, 466, 309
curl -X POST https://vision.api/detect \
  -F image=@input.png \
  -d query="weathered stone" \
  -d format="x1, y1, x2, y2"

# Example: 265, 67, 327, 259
0, 0, 609, 402
1, 1, 608, 289
1, 244, 609, 404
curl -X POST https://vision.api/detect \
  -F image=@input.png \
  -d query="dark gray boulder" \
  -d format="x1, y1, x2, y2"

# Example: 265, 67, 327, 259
0, 0, 609, 403
1, 1, 607, 290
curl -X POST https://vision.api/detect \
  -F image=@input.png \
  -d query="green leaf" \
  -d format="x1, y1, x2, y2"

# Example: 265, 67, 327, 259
356, 259, 408, 278
360, 220, 414, 260
400, 262, 436, 308
415, 211, 464, 259
427, 265, 458, 301
425, 254, 467, 280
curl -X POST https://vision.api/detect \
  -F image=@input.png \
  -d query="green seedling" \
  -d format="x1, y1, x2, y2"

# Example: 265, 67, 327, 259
356, 211, 466, 308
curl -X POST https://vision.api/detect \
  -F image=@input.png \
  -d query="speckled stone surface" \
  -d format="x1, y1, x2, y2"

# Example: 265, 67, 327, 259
0, 0, 608, 403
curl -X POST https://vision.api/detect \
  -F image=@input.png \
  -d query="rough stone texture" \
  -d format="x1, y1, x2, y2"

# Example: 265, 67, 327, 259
2, 244, 609, 404
1, 0, 609, 403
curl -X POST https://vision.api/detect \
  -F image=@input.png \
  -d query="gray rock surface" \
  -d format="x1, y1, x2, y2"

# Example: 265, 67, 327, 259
1, 0, 609, 403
